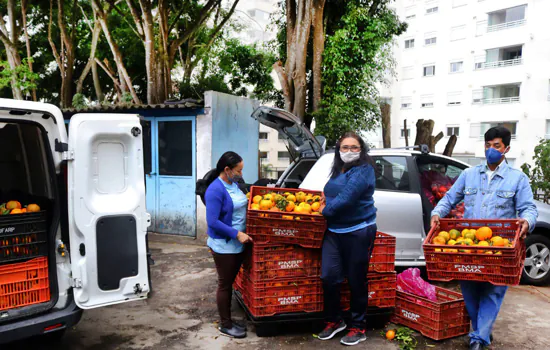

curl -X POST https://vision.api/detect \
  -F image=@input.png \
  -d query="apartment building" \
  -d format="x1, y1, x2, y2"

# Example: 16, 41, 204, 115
380, 0, 550, 167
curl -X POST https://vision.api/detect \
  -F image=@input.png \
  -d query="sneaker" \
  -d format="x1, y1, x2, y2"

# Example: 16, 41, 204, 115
232, 319, 247, 331
317, 320, 347, 340
218, 325, 246, 339
340, 328, 367, 346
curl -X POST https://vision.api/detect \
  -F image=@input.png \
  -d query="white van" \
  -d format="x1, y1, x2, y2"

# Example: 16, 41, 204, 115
0, 99, 150, 344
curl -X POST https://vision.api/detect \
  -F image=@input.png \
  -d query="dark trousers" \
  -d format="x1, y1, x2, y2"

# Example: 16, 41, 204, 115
211, 250, 245, 329
321, 225, 377, 330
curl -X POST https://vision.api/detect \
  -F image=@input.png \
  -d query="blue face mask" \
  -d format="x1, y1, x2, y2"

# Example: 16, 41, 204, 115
485, 147, 505, 165
227, 170, 242, 183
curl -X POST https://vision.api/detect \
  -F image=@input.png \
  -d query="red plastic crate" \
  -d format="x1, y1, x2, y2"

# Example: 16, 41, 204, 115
0, 256, 50, 311
0, 211, 48, 264
391, 287, 470, 340
370, 232, 396, 273
238, 276, 323, 317
246, 186, 326, 248
341, 273, 396, 310
423, 219, 525, 285
243, 243, 321, 281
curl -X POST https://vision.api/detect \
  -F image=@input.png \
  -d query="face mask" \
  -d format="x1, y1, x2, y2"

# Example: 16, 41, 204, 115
340, 151, 360, 164
485, 147, 505, 165
227, 170, 242, 183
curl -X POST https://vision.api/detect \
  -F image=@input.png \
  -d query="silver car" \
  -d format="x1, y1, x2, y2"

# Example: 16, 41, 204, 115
253, 106, 550, 286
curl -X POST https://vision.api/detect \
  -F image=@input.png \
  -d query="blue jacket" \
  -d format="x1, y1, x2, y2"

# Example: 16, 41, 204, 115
323, 164, 377, 229
205, 178, 239, 239
432, 163, 538, 231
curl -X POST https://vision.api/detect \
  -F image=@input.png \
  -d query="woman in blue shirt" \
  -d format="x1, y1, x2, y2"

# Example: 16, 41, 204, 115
204, 151, 252, 339
317, 132, 378, 346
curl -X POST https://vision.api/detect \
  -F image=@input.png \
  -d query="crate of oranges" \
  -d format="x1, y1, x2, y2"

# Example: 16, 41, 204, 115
246, 186, 326, 248
423, 219, 525, 285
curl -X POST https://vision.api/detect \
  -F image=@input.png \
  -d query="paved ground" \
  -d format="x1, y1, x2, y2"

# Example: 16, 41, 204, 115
7, 234, 550, 350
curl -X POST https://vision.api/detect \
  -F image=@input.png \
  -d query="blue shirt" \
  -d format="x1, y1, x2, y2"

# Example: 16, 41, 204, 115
432, 162, 538, 231
323, 164, 377, 231
207, 178, 247, 254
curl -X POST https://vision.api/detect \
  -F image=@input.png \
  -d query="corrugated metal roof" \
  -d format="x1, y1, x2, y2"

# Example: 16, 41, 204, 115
62, 99, 203, 114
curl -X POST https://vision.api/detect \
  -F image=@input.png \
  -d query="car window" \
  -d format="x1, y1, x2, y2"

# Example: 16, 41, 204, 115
372, 156, 410, 192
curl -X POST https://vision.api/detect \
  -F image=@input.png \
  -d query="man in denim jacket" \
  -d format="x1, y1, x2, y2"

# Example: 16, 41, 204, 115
431, 126, 538, 350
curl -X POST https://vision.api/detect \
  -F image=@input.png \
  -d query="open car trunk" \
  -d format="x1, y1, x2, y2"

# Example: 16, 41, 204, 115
0, 120, 59, 322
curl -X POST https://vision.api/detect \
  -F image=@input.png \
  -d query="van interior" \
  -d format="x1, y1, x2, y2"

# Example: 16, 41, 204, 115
0, 119, 59, 322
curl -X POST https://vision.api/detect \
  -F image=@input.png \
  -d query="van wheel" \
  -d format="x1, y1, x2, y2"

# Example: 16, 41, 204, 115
522, 234, 550, 286
43, 329, 66, 343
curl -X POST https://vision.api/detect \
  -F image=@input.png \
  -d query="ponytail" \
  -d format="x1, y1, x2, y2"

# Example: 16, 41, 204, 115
195, 151, 243, 205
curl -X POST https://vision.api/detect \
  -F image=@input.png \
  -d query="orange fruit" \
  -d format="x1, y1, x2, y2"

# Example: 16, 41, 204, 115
491, 236, 505, 247
27, 204, 40, 212
253, 195, 263, 204
300, 203, 312, 214
251, 203, 260, 210
286, 201, 296, 212
6, 201, 21, 210
311, 202, 321, 212
294, 206, 306, 214
263, 194, 274, 202
21, 208, 27, 213
438, 231, 451, 242
259, 199, 273, 210
282, 215, 293, 220
476, 227, 493, 241
432, 236, 446, 245
286, 194, 296, 203
386, 330, 395, 340
10, 209, 23, 214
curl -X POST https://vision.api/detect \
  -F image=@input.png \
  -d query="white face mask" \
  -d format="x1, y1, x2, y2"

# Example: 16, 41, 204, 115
340, 151, 360, 163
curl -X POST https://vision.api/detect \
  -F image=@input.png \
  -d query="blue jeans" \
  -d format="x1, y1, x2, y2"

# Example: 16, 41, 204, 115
321, 224, 377, 330
459, 281, 508, 346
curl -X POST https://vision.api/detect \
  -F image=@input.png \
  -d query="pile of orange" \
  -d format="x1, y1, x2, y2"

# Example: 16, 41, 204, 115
249, 191, 322, 216
0, 201, 41, 215
432, 226, 513, 254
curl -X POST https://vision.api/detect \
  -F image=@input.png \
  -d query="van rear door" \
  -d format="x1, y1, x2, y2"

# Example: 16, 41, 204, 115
67, 113, 150, 309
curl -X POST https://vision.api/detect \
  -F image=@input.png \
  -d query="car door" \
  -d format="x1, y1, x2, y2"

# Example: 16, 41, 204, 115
372, 155, 425, 263
67, 113, 151, 309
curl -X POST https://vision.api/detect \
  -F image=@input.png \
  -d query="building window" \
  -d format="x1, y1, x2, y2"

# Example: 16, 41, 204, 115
404, 39, 415, 49
401, 97, 412, 109
425, 37, 437, 46
421, 94, 434, 108
426, 6, 438, 15
450, 61, 464, 73
401, 128, 411, 138
402, 66, 414, 80
259, 132, 268, 140
447, 91, 462, 106
260, 151, 268, 160
487, 5, 527, 32
405, 6, 416, 20
480, 122, 518, 139
278, 151, 290, 160
447, 126, 460, 137
423, 65, 435, 77
450, 25, 467, 41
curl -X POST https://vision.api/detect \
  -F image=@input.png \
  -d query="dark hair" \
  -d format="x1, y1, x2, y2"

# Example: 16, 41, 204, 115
195, 151, 243, 204
330, 132, 374, 178
484, 126, 511, 147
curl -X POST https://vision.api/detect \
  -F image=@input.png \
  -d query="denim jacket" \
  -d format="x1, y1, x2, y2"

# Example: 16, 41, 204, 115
432, 162, 538, 231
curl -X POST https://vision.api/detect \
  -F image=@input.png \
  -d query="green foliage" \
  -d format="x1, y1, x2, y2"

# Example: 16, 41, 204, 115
521, 139, 550, 204
0, 59, 40, 96
314, 2, 406, 145
394, 327, 417, 350
72, 93, 88, 109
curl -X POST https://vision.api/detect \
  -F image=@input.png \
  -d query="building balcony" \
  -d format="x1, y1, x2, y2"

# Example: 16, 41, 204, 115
475, 57, 522, 70
472, 96, 520, 105
472, 84, 521, 105
487, 19, 526, 32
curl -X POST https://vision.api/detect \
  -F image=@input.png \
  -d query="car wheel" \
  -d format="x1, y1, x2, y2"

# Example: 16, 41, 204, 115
521, 234, 550, 286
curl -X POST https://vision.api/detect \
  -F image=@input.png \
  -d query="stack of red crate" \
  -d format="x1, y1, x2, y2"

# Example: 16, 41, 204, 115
340, 232, 397, 311
235, 186, 326, 318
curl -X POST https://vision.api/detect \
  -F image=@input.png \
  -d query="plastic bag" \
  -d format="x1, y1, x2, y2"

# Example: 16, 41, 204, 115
396, 268, 437, 301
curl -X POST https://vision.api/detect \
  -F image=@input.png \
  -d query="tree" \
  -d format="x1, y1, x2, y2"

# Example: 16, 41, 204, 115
380, 102, 391, 148
414, 119, 443, 153
522, 139, 550, 204
0, 0, 24, 99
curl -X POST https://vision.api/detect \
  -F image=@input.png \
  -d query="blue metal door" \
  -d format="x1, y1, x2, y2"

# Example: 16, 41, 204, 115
142, 118, 157, 232
153, 117, 196, 236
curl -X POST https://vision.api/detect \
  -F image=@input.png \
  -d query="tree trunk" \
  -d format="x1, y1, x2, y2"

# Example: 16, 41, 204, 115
443, 135, 458, 157
404, 120, 409, 147
0, 0, 23, 99
380, 103, 391, 148
77, 13, 102, 96
290, 0, 313, 121
21, 0, 36, 101
92, 0, 140, 104
414, 119, 434, 146
56, 0, 77, 108
311, 0, 326, 112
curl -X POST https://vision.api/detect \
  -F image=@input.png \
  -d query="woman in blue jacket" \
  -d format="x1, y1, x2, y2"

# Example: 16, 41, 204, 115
317, 132, 377, 346
204, 151, 252, 339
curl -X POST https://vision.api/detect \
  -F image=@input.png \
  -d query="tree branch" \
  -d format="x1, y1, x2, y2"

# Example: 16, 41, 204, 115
123, 0, 145, 37
105, 0, 144, 39
48, 0, 64, 75
172, 0, 220, 50
7, 0, 18, 43
94, 57, 121, 88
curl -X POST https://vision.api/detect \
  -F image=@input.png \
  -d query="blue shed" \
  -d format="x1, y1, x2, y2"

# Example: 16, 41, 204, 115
63, 91, 260, 240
